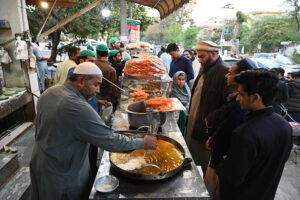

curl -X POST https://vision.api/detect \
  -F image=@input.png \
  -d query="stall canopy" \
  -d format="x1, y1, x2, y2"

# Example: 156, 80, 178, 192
26, 0, 190, 19
126, 0, 189, 19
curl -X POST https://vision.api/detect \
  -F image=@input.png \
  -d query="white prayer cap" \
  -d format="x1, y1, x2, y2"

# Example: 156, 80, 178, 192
73, 62, 102, 75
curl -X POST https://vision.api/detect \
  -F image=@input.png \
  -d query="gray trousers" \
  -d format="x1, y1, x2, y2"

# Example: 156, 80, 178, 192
189, 138, 211, 175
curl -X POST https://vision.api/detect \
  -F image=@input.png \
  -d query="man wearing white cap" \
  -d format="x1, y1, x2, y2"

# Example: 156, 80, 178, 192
186, 41, 230, 175
30, 62, 157, 200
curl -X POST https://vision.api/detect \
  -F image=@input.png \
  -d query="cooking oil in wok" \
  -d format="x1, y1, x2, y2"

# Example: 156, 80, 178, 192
111, 140, 184, 174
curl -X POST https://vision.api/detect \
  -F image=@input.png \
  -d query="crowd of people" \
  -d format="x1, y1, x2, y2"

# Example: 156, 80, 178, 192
29, 38, 296, 200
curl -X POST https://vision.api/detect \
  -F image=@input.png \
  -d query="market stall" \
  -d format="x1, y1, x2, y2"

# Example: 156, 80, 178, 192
89, 112, 209, 200
88, 53, 208, 199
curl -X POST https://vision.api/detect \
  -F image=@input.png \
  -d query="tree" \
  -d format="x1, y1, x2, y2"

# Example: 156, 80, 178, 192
165, 22, 183, 43
232, 11, 247, 56
142, 0, 196, 45
285, 0, 300, 31
27, 0, 156, 61
183, 26, 198, 49
246, 16, 300, 53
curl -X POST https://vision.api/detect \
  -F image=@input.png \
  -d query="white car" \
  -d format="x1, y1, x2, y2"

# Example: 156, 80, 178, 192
78, 39, 98, 51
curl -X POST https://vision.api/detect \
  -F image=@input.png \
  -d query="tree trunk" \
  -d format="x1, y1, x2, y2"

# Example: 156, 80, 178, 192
49, 30, 61, 62
293, 1, 300, 32
233, 22, 240, 57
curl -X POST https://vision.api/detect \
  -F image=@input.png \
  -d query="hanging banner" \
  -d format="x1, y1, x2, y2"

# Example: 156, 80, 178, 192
127, 19, 140, 43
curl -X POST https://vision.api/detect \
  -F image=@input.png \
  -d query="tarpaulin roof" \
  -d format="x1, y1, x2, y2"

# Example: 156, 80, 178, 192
127, 0, 190, 19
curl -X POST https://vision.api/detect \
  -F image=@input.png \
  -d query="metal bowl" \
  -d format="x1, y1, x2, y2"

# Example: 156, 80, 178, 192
94, 175, 119, 193
125, 101, 166, 128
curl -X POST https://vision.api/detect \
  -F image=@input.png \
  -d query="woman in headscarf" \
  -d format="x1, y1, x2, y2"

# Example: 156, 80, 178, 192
170, 71, 191, 138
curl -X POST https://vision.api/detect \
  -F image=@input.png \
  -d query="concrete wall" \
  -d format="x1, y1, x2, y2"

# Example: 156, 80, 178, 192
0, 0, 29, 87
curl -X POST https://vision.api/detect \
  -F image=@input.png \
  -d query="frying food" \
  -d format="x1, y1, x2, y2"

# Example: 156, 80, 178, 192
123, 56, 166, 77
145, 97, 174, 112
111, 139, 184, 174
130, 88, 149, 100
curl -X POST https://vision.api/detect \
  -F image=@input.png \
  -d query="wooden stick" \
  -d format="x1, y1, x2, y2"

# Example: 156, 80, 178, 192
38, 0, 103, 41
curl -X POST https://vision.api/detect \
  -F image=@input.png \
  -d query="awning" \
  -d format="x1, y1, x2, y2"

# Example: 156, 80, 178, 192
126, 0, 190, 19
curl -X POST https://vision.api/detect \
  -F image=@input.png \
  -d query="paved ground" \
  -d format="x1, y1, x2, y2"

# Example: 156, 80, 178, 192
7, 126, 300, 199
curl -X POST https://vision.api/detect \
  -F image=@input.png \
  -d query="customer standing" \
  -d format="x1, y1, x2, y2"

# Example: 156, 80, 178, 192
31, 40, 49, 92
190, 49, 201, 88
170, 71, 191, 138
167, 43, 194, 86
285, 71, 300, 122
221, 70, 292, 200
160, 47, 172, 73
55, 46, 80, 85
95, 44, 118, 104
204, 58, 256, 198
186, 41, 229, 174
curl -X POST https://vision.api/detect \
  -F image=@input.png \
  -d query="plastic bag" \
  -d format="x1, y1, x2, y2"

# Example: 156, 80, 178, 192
99, 105, 113, 124
123, 56, 166, 77
111, 111, 129, 130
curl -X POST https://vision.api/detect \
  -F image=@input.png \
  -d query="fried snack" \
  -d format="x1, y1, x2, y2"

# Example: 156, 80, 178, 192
130, 88, 149, 100
123, 56, 166, 77
141, 82, 160, 91
145, 97, 173, 112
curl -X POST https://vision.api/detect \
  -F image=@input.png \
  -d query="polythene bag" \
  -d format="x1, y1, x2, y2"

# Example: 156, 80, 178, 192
123, 55, 166, 77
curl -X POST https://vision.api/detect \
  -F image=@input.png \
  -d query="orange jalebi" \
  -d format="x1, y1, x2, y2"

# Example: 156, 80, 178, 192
123, 56, 166, 77
145, 97, 173, 112
130, 88, 149, 100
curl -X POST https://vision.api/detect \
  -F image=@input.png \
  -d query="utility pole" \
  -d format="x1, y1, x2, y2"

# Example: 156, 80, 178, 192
220, 3, 234, 55
120, 0, 127, 43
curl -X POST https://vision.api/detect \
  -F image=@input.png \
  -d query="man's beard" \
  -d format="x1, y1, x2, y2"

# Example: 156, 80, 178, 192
203, 54, 214, 69
80, 85, 95, 100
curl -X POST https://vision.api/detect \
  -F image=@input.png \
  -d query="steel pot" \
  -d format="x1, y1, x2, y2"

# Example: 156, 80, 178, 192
110, 134, 192, 181
125, 101, 166, 128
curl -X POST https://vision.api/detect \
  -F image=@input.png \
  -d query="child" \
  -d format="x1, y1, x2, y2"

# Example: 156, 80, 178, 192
170, 71, 191, 138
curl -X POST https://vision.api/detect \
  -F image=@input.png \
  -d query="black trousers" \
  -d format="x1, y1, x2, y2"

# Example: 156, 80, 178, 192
89, 144, 98, 182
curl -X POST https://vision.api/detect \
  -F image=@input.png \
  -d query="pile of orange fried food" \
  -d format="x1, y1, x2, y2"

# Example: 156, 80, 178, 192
130, 88, 149, 100
145, 97, 173, 112
123, 55, 166, 77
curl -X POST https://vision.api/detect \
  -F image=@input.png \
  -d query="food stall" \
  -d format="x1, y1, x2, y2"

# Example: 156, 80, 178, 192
89, 114, 209, 200
89, 54, 209, 199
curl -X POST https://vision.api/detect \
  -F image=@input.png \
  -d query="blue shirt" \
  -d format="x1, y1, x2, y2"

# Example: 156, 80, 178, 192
169, 55, 194, 86
67, 67, 99, 112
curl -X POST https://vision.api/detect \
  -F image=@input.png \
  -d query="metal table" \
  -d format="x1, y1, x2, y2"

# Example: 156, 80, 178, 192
89, 113, 209, 199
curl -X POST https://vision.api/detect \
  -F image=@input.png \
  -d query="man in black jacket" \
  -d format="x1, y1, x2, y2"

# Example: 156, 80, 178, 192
207, 58, 256, 182
221, 70, 292, 200
186, 41, 230, 174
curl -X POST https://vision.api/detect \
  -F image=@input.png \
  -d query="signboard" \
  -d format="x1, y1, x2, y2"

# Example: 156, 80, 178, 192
126, 19, 140, 43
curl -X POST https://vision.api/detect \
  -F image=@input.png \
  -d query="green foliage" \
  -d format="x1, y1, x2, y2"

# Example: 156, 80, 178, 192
238, 25, 251, 52
27, 0, 156, 41
247, 16, 300, 53
236, 11, 247, 24
292, 53, 300, 64
165, 23, 183, 43
183, 26, 199, 49
142, 1, 196, 45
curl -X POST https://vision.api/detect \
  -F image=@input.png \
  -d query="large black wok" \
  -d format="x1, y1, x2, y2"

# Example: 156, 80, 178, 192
110, 134, 192, 181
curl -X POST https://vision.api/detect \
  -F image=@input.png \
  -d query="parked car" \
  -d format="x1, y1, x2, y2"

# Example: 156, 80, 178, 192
221, 56, 239, 67
250, 58, 280, 69
78, 39, 97, 51
252, 53, 300, 75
